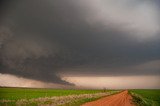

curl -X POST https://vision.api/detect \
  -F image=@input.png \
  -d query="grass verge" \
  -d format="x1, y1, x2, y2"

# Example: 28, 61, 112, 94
130, 90, 160, 106
0, 88, 119, 106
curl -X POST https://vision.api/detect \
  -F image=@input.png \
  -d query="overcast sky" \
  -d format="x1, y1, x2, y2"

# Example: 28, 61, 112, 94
0, 0, 160, 89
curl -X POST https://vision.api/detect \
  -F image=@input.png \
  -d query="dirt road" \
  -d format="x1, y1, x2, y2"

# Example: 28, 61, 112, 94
82, 90, 135, 106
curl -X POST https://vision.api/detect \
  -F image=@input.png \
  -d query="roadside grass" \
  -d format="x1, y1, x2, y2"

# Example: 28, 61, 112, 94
61, 90, 120, 106
0, 87, 119, 106
61, 96, 102, 106
130, 89, 160, 106
0, 87, 103, 100
0, 96, 102, 106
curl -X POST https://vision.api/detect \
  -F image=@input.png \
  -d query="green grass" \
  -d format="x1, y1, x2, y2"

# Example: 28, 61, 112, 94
130, 89, 160, 106
0, 87, 103, 100
61, 90, 120, 106
61, 97, 102, 106
0, 87, 118, 106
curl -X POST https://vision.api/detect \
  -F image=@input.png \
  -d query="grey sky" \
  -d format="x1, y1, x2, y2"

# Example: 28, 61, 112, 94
0, 0, 160, 87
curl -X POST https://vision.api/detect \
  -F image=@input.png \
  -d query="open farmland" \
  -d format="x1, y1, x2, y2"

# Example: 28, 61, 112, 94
0, 87, 118, 106
0, 87, 104, 100
0, 88, 160, 106
130, 89, 160, 106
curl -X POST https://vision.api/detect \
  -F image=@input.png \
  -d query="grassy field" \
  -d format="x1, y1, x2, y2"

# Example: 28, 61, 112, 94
0, 87, 106, 100
1, 88, 160, 106
0, 87, 118, 106
130, 89, 160, 106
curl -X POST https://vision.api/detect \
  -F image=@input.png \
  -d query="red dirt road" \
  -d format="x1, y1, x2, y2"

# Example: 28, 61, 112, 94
82, 90, 135, 106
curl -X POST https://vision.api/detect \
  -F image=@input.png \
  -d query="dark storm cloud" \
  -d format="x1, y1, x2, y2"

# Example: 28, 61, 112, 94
0, 0, 160, 84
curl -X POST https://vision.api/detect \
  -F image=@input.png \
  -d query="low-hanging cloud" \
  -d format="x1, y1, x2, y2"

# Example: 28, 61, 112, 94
0, 73, 73, 88
0, 0, 160, 87
0, 28, 72, 85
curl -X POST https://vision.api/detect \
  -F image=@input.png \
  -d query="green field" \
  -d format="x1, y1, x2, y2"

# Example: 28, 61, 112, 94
0, 87, 104, 100
130, 89, 160, 106
2, 88, 159, 106
0, 87, 117, 106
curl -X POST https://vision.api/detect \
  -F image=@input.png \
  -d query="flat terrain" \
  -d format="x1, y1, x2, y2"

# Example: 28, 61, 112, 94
130, 89, 160, 106
1, 88, 159, 106
0, 87, 103, 100
0, 87, 118, 106
82, 90, 135, 106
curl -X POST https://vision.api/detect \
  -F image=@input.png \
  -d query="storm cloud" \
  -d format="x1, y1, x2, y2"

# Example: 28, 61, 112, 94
0, 0, 160, 86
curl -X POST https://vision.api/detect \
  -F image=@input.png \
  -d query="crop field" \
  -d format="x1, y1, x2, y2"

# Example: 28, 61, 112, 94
0, 87, 118, 106
0, 87, 104, 100
1, 88, 160, 106
130, 89, 160, 106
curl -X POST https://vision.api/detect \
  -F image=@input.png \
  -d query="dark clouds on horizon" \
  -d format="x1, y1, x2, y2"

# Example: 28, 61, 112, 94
0, 0, 160, 85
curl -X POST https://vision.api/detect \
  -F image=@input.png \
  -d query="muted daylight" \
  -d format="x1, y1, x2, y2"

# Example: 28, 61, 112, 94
0, 0, 160, 106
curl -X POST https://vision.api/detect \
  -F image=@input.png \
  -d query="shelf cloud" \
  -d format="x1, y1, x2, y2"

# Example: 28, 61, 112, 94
0, 0, 160, 88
